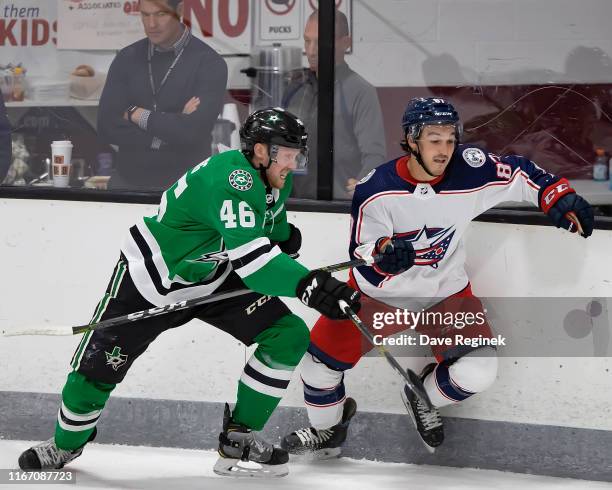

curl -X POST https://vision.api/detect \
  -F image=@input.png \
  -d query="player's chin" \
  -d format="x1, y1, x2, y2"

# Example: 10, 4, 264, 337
430, 161, 449, 175
272, 176, 287, 189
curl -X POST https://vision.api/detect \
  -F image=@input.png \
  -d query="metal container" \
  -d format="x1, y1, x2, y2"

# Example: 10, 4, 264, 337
246, 43, 304, 110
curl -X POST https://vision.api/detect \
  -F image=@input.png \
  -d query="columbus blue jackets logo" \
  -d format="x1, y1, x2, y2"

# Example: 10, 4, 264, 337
462, 148, 486, 168
397, 226, 456, 268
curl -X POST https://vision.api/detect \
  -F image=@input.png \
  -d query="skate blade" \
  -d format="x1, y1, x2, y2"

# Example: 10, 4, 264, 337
213, 457, 288, 478
289, 446, 342, 461
312, 447, 342, 460
400, 389, 437, 454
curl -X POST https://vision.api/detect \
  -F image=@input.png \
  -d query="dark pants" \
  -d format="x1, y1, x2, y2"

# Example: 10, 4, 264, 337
70, 257, 291, 384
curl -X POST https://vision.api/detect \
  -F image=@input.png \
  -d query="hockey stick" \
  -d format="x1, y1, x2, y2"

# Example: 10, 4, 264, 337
566, 211, 585, 236
318, 255, 380, 273
2, 255, 381, 337
338, 299, 434, 410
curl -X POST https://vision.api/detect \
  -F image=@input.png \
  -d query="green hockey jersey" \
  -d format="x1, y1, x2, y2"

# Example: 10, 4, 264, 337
121, 150, 309, 306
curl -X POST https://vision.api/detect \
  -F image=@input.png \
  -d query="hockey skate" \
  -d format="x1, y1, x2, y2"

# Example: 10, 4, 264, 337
18, 429, 96, 470
280, 397, 357, 459
213, 403, 289, 478
401, 363, 444, 453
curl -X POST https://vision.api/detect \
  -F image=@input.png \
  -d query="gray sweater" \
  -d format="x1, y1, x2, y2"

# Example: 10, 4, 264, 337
98, 31, 227, 190
283, 63, 386, 200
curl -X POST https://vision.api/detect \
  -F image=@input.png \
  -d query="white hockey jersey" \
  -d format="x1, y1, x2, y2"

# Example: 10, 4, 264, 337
350, 144, 561, 306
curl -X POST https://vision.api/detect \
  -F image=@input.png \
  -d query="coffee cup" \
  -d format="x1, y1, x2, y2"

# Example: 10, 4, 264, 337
51, 140, 73, 188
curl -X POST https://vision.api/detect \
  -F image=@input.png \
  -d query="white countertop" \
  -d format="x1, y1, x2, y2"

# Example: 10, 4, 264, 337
6, 98, 99, 108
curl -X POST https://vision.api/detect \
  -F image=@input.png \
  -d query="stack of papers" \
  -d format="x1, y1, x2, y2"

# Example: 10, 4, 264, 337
28, 78, 71, 101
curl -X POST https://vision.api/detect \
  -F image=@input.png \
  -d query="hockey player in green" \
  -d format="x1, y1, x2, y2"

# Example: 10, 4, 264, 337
18, 108, 361, 478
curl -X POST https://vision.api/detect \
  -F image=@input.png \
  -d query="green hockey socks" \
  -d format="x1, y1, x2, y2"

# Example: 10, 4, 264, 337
232, 314, 309, 430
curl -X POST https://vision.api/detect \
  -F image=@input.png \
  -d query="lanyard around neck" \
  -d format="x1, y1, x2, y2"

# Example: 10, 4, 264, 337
147, 35, 191, 112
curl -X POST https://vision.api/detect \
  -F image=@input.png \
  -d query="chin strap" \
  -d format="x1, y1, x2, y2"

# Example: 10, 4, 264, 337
412, 141, 437, 178
260, 166, 271, 188
259, 154, 277, 183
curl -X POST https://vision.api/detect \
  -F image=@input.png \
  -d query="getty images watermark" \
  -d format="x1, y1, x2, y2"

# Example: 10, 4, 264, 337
371, 308, 507, 348
362, 297, 610, 357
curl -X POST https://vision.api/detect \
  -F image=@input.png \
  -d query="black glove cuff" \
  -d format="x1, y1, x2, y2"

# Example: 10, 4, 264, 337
296, 270, 326, 306
279, 223, 302, 255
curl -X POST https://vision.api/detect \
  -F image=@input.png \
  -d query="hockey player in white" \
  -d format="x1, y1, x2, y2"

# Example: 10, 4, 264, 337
281, 97, 594, 454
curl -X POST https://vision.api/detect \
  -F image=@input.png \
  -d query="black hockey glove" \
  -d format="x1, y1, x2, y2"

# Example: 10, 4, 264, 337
374, 237, 416, 274
278, 223, 302, 256
548, 193, 594, 237
296, 270, 361, 320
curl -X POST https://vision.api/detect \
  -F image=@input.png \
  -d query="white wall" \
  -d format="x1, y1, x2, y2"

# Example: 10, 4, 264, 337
1, 199, 611, 431
348, 0, 612, 86
3, 0, 611, 90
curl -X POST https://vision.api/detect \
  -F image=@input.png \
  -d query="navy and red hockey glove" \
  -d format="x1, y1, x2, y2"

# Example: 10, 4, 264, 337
374, 237, 416, 274
278, 223, 302, 256
540, 179, 594, 237
297, 270, 361, 320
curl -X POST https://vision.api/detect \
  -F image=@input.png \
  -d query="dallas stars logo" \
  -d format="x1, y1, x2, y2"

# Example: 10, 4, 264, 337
105, 346, 128, 371
229, 169, 253, 191
268, 115, 280, 123
189, 250, 229, 266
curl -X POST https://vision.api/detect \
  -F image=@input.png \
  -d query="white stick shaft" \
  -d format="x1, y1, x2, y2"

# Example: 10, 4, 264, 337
2, 326, 76, 337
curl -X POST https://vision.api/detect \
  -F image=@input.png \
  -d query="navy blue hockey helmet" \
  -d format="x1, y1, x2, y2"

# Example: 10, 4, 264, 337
401, 97, 461, 141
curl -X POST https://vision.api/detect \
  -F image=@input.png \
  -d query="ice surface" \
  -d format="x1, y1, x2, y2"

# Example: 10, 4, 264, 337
0, 440, 608, 490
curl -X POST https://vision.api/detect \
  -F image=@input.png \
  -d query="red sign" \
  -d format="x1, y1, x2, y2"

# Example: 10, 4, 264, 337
0, 19, 57, 46
264, 0, 297, 15
184, 0, 249, 38
123, 1, 140, 16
